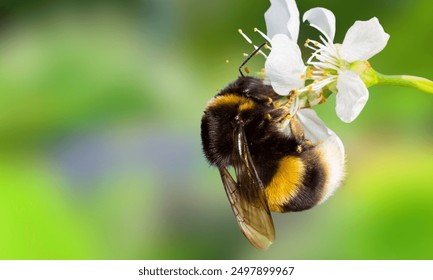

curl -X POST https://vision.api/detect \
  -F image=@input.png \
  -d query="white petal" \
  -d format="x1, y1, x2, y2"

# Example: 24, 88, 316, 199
336, 71, 369, 123
265, 0, 300, 42
303, 7, 336, 42
265, 34, 305, 95
340, 17, 390, 63
296, 108, 331, 144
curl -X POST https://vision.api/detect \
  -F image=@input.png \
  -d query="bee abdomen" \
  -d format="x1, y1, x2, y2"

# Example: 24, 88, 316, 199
264, 152, 327, 213
283, 159, 327, 212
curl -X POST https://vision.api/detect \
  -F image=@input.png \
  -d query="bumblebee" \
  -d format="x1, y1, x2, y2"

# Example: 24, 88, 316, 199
201, 75, 345, 250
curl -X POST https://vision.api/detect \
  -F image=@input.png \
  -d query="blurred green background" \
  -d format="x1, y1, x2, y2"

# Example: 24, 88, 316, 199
0, 0, 432, 259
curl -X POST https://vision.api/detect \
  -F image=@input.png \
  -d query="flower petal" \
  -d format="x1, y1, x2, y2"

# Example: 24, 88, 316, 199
336, 71, 369, 123
296, 108, 331, 143
265, 0, 300, 42
265, 34, 305, 95
340, 17, 390, 63
303, 7, 336, 42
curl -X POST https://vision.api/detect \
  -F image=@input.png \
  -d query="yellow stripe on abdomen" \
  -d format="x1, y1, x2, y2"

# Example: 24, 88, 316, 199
238, 99, 255, 111
207, 94, 245, 108
265, 156, 305, 212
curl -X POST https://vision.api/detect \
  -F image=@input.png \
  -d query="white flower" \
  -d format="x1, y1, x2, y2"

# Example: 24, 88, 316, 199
261, 1, 390, 123
303, 8, 390, 122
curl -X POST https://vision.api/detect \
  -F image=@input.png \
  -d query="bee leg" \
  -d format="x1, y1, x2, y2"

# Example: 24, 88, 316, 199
245, 93, 274, 106
266, 106, 290, 123
289, 115, 305, 144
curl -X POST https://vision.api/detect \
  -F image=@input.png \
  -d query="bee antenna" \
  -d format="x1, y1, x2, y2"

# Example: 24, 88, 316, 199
238, 42, 267, 77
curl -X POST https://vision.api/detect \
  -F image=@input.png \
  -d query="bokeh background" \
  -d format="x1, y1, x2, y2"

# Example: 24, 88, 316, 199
0, 0, 432, 259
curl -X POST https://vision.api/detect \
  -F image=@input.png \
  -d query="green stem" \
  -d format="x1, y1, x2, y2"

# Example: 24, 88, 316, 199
375, 72, 433, 94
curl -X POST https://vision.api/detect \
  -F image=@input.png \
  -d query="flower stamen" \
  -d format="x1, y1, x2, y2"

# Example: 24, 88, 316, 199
254, 27, 272, 45
307, 68, 314, 79
238, 29, 252, 44
238, 29, 268, 58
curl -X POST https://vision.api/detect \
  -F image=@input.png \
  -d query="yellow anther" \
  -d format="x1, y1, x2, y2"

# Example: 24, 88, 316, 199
244, 67, 250, 74
265, 113, 272, 120
260, 68, 265, 73
307, 68, 314, 79
264, 43, 270, 49
300, 74, 305, 79
314, 42, 319, 47
254, 27, 258, 32
323, 70, 330, 76
308, 85, 313, 92
275, 101, 281, 107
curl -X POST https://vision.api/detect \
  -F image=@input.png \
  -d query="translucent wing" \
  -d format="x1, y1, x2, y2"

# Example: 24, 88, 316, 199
218, 124, 275, 250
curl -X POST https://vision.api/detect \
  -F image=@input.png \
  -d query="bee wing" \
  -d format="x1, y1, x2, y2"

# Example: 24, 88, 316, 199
218, 124, 275, 250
